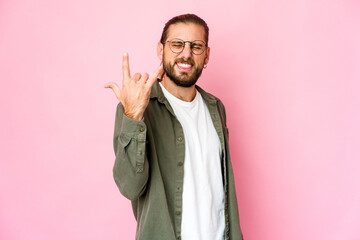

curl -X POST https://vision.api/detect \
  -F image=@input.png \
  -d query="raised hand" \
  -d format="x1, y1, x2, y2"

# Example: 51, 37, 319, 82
105, 53, 164, 121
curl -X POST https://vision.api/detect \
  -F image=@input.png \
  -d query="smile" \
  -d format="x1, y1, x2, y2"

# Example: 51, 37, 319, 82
176, 62, 193, 72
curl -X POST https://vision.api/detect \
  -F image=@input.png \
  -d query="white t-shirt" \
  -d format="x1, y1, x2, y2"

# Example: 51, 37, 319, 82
160, 83, 225, 240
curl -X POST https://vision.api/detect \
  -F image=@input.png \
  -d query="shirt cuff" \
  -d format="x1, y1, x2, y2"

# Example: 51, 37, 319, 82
121, 114, 147, 137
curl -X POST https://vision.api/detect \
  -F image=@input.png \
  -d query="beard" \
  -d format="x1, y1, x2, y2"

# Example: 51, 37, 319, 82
163, 56, 205, 88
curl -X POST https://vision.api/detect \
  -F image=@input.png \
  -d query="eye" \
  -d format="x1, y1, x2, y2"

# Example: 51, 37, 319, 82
192, 44, 203, 50
171, 41, 184, 48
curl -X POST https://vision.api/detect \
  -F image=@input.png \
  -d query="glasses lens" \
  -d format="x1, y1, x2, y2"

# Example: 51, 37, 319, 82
191, 40, 206, 55
170, 40, 184, 53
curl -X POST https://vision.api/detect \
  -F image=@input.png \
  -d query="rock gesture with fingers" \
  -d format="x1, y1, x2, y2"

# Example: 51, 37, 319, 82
105, 53, 164, 121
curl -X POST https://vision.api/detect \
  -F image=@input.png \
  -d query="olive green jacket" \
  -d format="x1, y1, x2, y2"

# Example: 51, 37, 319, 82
113, 80, 243, 240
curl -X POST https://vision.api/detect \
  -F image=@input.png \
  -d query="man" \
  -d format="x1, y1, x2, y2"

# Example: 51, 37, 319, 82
105, 14, 243, 240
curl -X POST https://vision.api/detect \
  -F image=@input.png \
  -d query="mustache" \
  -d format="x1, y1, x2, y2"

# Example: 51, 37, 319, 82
175, 58, 195, 65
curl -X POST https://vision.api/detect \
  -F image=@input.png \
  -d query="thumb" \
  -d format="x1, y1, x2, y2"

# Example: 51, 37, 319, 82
104, 82, 121, 100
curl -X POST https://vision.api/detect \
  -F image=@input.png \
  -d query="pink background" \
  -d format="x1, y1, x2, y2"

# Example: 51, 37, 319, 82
1, 0, 360, 239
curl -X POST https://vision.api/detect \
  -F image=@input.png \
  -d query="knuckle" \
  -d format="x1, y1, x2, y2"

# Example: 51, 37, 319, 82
133, 73, 141, 79
143, 73, 149, 79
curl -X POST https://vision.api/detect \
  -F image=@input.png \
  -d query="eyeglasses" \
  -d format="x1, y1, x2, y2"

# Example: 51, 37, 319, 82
164, 38, 207, 55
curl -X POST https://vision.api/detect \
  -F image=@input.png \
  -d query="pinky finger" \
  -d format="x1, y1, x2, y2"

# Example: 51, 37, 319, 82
146, 65, 164, 88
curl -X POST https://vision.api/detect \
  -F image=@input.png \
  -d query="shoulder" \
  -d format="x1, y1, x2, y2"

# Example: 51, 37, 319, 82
195, 85, 226, 110
195, 85, 227, 125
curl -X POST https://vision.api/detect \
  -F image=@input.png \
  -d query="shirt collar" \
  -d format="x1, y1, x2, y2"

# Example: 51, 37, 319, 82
150, 80, 218, 104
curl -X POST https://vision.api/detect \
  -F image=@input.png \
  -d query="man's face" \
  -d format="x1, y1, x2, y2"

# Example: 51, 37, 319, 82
159, 23, 210, 88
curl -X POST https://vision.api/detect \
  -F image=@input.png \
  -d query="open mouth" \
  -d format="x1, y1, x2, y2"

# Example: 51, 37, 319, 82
176, 62, 193, 72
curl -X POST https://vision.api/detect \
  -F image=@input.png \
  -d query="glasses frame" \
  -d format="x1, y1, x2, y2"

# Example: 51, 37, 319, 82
164, 38, 208, 55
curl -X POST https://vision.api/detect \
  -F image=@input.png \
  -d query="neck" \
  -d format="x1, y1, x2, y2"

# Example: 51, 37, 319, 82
161, 75, 196, 102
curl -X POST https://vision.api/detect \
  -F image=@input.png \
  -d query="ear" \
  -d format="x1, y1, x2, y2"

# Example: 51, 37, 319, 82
157, 42, 163, 61
204, 46, 210, 65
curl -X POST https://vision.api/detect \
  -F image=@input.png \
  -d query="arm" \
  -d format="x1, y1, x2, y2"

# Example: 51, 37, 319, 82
105, 52, 164, 200
113, 103, 149, 200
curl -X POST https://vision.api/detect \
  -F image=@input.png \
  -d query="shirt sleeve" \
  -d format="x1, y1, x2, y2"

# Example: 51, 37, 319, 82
113, 102, 149, 200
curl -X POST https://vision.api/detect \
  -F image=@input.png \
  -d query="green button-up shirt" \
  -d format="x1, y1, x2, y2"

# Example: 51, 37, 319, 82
113, 81, 244, 240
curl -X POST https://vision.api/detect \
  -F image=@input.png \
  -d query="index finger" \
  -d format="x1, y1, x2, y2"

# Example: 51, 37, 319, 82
145, 65, 164, 88
122, 52, 131, 80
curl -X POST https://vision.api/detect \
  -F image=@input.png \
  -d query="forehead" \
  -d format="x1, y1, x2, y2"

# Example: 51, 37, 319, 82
166, 23, 206, 42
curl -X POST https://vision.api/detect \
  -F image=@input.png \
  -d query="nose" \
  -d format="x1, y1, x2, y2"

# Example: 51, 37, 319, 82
179, 42, 192, 59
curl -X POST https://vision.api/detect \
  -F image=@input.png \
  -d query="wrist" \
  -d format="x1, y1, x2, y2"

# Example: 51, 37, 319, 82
124, 111, 143, 121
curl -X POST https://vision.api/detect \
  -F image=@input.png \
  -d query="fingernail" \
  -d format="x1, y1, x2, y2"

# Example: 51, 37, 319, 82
124, 52, 128, 56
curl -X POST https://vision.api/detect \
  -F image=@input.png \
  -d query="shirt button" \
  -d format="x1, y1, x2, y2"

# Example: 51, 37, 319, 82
177, 162, 183, 166
140, 127, 145, 132
175, 211, 181, 215
177, 136, 183, 142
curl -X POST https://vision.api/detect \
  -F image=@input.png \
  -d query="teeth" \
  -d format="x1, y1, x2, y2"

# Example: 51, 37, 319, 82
177, 63, 192, 68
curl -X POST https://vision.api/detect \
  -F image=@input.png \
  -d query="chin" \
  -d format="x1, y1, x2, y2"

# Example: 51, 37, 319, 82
171, 74, 200, 88
163, 61, 203, 88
